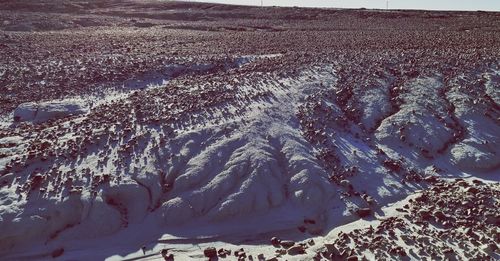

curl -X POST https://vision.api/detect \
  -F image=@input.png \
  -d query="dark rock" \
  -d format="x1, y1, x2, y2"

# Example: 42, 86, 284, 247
485, 213, 500, 225
204, 247, 217, 258
304, 218, 316, 224
287, 245, 306, 255
271, 237, 280, 246
280, 240, 295, 249
356, 208, 371, 218
218, 248, 229, 257
424, 175, 438, 183
465, 187, 479, 194
324, 243, 339, 255
346, 255, 358, 261
482, 243, 498, 255
234, 248, 245, 258
433, 210, 447, 220
51, 248, 64, 258
164, 253, 174, 261
389, 246, 407, 256
415, 194, 428, 203
472, 179, 483, 185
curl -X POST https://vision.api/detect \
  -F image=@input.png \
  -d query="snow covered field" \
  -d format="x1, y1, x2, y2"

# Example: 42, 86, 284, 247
0, 1, 499, 260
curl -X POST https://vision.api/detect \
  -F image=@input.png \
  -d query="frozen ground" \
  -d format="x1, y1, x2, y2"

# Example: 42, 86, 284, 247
0, 1, 499, 260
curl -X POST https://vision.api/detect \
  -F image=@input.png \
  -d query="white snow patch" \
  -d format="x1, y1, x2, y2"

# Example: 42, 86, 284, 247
13, 99, 88, 123
450, 141, 500, 171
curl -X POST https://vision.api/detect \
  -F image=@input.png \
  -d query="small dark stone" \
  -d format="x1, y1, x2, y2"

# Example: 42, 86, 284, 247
424, 176, 438, 183
356, 208, 371, 218
204, 247, 217, 258
346, 255, 358, 261
271, 237, 281, 246
280, 240, 295, 249
218, 248, 227, 257
324, 243, 339, 256
287, 245, 306, 255
51, 248, 64, 258
472, 179, 483, 185
466, 187, 479, 194
433, 210, 447, 220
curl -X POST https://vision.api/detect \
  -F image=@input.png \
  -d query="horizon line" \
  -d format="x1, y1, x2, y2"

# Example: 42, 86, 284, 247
189, 0, 500, 12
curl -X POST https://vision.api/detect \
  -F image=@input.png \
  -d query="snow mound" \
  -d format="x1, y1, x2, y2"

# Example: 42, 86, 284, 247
451, 141, 500, 172
446, 70, 500, 172
13, 100, 87, 123
376, 76, 452, 154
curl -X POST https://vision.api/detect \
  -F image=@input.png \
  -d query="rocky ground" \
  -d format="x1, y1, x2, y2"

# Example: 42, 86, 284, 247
0, 1, 499, 260
313, 179, 499, 261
